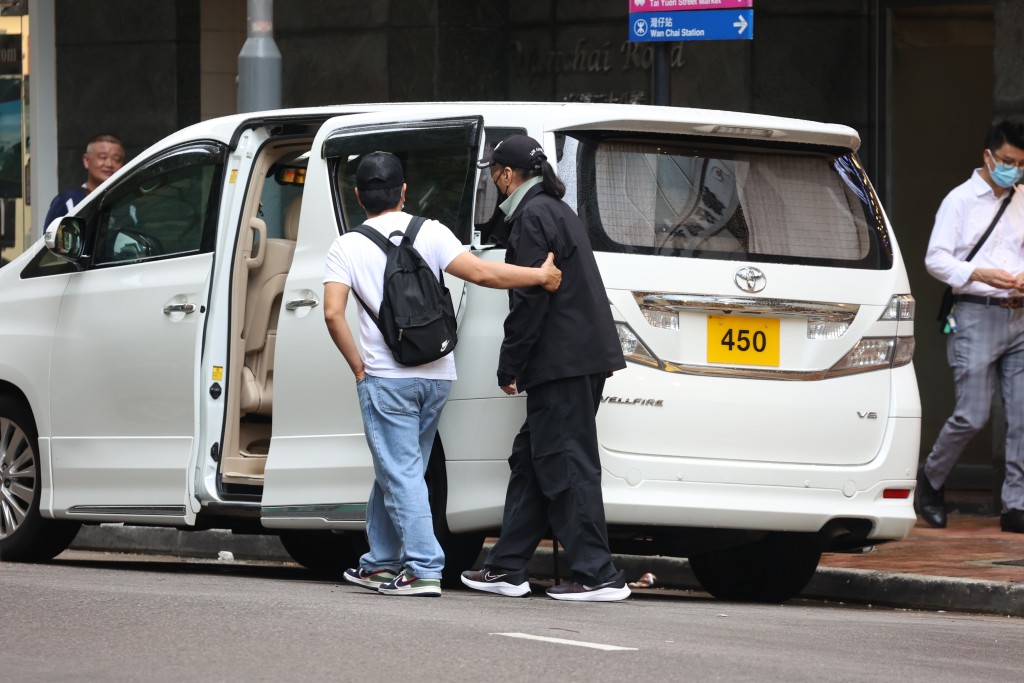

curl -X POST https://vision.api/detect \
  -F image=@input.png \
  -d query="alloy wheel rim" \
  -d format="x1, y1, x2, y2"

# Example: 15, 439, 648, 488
0, 416, 35, 540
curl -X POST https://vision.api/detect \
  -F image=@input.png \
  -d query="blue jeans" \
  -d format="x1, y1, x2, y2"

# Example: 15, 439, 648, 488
356, 375, 450, 578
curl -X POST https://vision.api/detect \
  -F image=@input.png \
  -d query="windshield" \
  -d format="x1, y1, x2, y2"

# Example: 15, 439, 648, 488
559, 133, 892, 269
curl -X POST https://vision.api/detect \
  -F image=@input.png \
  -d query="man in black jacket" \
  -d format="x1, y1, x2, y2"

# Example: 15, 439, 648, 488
461, 135, 629, 601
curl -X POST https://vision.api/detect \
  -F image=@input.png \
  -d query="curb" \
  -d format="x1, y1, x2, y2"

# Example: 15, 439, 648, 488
70, 527, 1024, 617
71, 525, 292, 562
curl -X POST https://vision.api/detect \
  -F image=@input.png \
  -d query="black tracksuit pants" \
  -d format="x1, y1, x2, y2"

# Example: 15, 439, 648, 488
484, 372, 619, 584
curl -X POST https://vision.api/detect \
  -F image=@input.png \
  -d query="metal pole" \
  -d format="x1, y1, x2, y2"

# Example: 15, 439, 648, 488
29, 0, 58, 240
237, 0, 282, 114
651, 43, 671, 106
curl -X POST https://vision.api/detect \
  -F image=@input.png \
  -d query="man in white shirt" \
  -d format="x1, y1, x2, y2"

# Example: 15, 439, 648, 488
921, 119, 1024, 533
323, 152, 561, 595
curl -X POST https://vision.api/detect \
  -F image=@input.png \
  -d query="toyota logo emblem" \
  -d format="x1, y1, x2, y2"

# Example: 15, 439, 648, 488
735, 267, 766, 293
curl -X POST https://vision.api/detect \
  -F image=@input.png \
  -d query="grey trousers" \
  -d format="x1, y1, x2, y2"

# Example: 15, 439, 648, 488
923, 301, 1024, 512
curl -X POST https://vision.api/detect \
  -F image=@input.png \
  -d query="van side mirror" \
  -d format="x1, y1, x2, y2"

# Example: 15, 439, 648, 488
49, 217, 87, 262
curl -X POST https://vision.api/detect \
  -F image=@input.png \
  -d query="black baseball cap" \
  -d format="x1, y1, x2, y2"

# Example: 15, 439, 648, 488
356, 151, 404, 190
476, 134, 546, 170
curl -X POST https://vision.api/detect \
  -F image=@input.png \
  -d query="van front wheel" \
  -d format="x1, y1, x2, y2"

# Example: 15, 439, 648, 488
0, 395, 81, 561
688, 532, 822, 603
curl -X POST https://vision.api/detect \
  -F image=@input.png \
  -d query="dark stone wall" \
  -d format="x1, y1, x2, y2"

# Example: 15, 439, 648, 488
994, 0, 1024, 118
274, 0, 508, 106
269, 1, 875, 162
53, 0, 199, 192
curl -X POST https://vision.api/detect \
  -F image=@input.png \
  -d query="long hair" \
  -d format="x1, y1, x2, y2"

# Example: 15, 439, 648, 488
513, 160, 565, 199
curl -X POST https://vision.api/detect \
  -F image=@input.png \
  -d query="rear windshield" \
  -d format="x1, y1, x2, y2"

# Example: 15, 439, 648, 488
558, 132, 892, 269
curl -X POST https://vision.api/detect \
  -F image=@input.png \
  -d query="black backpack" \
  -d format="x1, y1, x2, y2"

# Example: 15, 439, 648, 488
350, 216, 458, 367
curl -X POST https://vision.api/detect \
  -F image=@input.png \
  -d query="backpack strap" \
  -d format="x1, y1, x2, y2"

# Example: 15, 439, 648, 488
403, 215, 427, 245
401, 215, 447, 285
347, 223, 388, 326
350, 224, 390, 254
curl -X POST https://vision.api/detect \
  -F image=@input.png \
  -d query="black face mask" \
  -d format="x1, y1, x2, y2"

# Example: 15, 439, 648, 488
492, 171, 507, 200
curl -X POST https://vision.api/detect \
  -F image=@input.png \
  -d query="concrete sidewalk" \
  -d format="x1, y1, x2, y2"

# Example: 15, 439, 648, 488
68, 512, 1024, 617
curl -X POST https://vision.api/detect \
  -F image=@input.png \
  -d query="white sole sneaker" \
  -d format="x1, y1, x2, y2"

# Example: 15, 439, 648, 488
548, 581, 626, 602
461, 571, 531, 597
546, 584, 631, 602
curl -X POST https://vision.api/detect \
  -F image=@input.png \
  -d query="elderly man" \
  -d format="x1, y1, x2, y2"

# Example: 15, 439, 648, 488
43, 133, 126, 229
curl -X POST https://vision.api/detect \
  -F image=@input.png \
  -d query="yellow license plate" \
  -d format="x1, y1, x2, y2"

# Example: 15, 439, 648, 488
707, 315, 780, 366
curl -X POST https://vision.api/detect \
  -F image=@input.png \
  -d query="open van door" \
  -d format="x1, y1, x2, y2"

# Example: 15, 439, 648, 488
262, 112, 483, 530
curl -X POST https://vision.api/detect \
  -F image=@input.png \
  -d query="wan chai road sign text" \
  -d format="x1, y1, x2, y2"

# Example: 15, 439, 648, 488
629, 9, 754, 42
629, 0, 753, 10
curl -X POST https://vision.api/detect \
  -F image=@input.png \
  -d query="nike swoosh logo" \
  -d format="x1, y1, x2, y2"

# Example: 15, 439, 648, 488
483, 571, 507, 582
440, 339, 450, 352
397, 574, 418, 587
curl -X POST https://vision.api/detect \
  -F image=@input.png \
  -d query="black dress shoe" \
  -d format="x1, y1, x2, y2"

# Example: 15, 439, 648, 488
915, 464, 947, 528
1001, 509, 1024, 533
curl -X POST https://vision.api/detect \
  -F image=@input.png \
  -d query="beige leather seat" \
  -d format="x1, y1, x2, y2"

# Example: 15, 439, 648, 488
239, 197, 301, 415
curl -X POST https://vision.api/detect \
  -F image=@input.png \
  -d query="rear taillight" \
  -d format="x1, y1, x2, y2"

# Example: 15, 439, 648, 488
826, 294, 915, 378
616, 323, 661, 369
879, 294, 915, 321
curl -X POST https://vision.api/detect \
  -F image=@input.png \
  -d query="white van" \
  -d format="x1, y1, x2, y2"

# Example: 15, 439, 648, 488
0, 103, 919, 601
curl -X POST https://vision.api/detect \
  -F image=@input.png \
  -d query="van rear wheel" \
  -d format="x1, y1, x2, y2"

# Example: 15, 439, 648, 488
278, 530, 368, 576
425, 437, 485, 587
0, 396, 81, 561
688, 532, 822, 603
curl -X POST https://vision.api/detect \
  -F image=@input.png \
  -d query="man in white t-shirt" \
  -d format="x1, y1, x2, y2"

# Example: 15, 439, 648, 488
324, 152, 561, 596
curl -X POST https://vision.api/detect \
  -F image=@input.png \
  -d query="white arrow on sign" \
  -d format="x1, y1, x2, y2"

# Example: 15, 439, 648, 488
733, 15, 749, 35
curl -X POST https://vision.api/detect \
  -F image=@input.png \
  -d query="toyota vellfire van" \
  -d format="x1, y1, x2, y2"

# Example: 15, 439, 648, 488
0, 103, 919, 601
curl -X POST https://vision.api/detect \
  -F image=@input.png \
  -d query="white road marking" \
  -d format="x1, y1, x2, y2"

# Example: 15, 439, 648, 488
491, 632, 638, 651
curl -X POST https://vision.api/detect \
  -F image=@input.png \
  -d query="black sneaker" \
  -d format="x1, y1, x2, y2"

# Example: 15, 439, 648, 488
460, 568, 531, 597
546, 569, 630, 602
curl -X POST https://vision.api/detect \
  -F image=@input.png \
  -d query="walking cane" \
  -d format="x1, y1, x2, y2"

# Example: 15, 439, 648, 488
551, 531, 560, 585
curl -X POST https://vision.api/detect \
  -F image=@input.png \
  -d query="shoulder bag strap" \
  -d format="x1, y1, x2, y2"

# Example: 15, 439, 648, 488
966, 187, 1015, 262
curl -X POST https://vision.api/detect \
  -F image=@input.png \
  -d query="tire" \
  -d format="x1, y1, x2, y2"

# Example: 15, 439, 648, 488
426, 437, 486, 588
278, 530, 368, 577
0, 395, 81, 561
688, 532, 822, 603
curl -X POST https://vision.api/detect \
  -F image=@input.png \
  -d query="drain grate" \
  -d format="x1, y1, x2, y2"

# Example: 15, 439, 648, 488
992, 558, 1024, 567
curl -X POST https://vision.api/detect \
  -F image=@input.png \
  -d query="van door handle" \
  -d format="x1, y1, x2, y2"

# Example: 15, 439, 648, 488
163, 303, 198, 315
286, 298, 319, 311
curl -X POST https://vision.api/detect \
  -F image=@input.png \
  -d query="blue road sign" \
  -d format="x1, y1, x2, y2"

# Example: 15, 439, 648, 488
629, 9, 754, 42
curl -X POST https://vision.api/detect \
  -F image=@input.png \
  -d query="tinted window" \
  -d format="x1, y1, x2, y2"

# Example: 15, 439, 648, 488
325, 118, 481, 243
560, 132, 892, 269
92, 145, 225, 266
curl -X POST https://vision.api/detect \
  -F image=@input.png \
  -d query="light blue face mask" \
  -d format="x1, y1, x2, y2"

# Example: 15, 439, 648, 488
987, 152, 1023, 188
